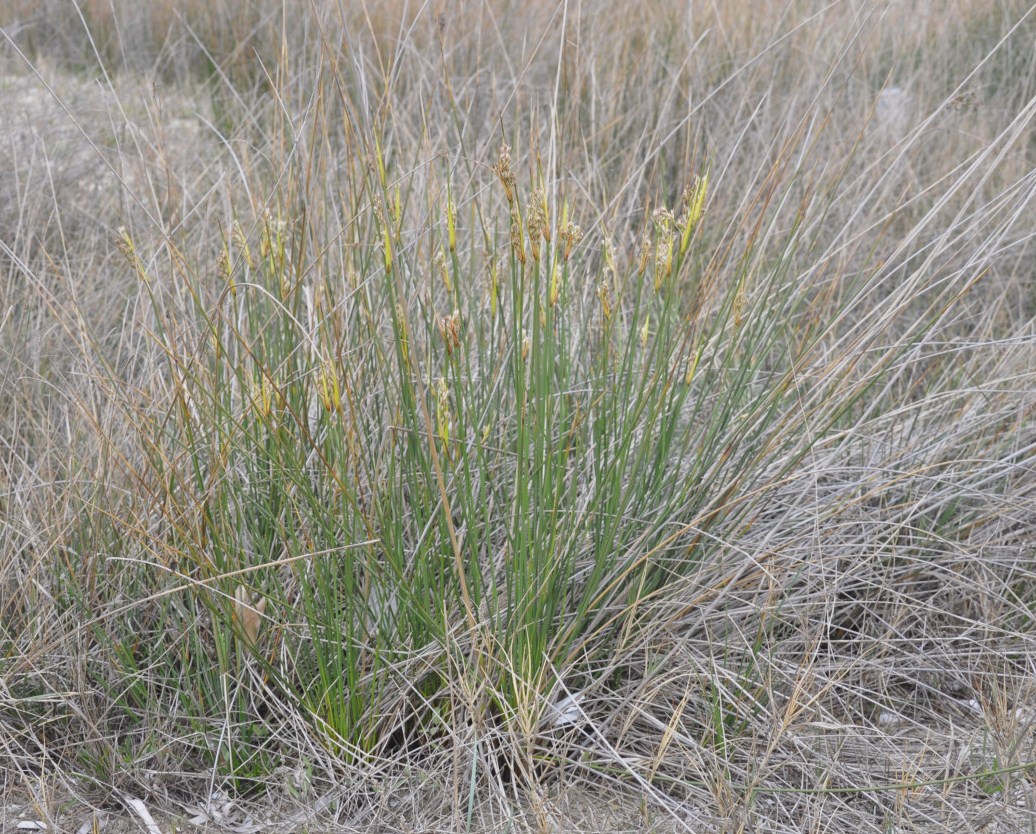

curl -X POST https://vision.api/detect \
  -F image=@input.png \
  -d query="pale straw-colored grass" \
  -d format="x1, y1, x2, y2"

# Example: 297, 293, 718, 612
2, 2, 1035, 832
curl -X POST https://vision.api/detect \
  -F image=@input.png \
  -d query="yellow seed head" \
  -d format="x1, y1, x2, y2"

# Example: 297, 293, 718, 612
596, 282, 612, 320
446, 187, 457, 252
383, 221, 393, 273
218, 248, 236, 297
733, 286, 746, 327
317, 358, 341, 414
115, 225, 134, 259
234, 220, 254, 269
374, 134, 388, 189
636, 234, 652, 275
685, 350, 701, 386
679, 171, 708, 257
115, 226, 147, 284
250, 373, 274, 418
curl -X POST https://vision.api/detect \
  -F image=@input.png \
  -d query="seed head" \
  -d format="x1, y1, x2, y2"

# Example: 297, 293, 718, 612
435, 377, 451, 451
536, 188, 550, 242
733, 285, 746, 327
116, 226, 150, 284
233, 220, 254, 269
218, 248, 236, 298
439, 309, 462, 355
375, 202, 393, 274
655, 230, 675, 290
115, 226, 134, 260
395, 302, 410, 366
435, 249, 450, 292
596, 282, 612, 320
493, 144, 517, 204
560, 221, 583, 261
603, 236, 617, 277
234, 586, 266, 645
510, 215, 526, 265
636, 233, 652, 275
316, 358, 342, 414
392, 185, 403, 227
652, 206, 676, 290
445, 187, 457, 252
685, 350, 702, 386
250, 372, 275, 418
678, 172, 708, 256
652, 206, 674, 232
527, 188, 547, 261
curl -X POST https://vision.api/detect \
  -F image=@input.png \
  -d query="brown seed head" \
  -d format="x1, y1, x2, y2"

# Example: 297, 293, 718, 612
233, 586, 266, 644
510, 215, 526, 265
439, 309, 462, 355
560, 222, 583, 261
493, 144, 516, 204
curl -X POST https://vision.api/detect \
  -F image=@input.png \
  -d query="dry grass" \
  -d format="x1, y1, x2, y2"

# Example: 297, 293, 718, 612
2, 1, 1036, 832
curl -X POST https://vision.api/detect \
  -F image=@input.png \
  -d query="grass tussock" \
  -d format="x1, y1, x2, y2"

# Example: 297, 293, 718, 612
2, 1, 1036, 832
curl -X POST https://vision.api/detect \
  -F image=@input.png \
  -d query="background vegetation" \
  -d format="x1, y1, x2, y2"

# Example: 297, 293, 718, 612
2, 1, 1035, 831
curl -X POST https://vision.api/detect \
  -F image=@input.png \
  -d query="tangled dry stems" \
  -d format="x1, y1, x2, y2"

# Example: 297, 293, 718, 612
2, 2, 1036, 832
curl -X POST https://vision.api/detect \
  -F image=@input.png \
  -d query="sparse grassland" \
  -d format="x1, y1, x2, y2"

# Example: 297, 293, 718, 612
2, 2, 1036, 832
